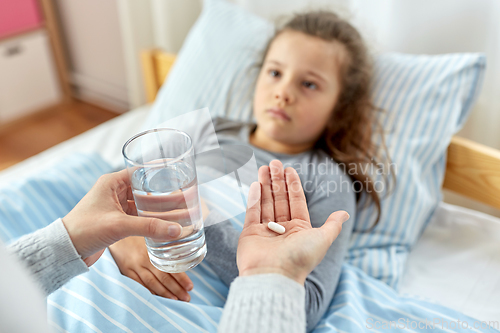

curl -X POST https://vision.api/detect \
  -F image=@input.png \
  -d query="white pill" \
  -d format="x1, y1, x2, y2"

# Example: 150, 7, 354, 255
267, 222, 285, 234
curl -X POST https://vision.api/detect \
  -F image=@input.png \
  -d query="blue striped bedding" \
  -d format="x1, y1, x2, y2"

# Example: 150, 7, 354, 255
0, 153, 497, 332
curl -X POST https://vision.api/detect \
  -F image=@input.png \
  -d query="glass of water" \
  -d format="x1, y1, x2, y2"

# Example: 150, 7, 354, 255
122, 128, 206, 273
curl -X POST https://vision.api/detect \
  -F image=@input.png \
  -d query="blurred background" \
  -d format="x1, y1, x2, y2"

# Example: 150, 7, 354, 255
0, 0, 499, 216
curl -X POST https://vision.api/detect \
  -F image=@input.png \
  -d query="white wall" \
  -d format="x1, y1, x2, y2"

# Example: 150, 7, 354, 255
151, 0, 202, 53
348, 0, 500, 149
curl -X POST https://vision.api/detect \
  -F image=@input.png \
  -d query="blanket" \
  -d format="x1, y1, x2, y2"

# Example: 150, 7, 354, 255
0, 153, 496, 332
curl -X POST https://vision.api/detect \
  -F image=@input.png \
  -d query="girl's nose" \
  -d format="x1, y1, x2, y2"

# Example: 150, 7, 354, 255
275, 93, 287, 102
275, 85, 294, 104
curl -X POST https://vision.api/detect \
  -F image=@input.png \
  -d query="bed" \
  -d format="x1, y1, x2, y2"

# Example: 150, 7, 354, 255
1, 0, 499, 331
1, 109, 500, 332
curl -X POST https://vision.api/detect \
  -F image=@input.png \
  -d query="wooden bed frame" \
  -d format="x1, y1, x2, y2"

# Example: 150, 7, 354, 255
141, 49, 500, 210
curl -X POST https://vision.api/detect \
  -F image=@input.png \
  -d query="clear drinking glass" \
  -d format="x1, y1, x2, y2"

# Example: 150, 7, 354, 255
122, 128, 206, 273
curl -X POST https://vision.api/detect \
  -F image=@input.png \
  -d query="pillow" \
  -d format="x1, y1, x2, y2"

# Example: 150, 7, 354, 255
143, 0, 486, 289
141, 0, 273, 130
348, 53, 485, 289
0, 153, 113, 244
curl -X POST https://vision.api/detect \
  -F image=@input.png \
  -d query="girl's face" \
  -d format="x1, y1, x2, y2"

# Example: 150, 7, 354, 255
252, 30, 346, 153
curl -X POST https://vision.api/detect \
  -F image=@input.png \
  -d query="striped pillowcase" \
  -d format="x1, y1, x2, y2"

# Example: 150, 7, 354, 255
348, 53, 485, 289
0, 153, 113, 243
143, 0, 486, 288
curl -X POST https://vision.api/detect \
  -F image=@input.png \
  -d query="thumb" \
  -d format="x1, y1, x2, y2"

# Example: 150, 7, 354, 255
122, 215, 183, 240
319, 210, 350, 244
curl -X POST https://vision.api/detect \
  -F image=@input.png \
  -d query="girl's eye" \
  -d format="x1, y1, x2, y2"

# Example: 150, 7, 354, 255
269, 70, 280, 78
303, 81, 317, 90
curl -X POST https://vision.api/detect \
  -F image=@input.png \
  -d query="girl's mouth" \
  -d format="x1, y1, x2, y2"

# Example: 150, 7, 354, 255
266, 107, 291, 121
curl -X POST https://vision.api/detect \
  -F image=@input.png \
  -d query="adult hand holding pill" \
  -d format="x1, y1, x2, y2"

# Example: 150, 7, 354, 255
237, 160, 350, 285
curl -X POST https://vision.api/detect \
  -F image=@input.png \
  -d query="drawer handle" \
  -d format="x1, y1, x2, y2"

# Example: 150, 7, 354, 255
4, 45, 23, 57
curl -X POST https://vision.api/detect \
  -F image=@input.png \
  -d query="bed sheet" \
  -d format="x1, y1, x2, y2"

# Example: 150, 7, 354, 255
0, 105, 498, 325
400, 202, 500, 323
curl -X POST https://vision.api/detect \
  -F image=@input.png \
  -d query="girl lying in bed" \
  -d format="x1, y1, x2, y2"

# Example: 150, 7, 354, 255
110, 11, 390, 331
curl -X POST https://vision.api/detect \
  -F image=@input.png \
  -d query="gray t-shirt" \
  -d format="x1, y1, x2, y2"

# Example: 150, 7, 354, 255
199, 118, 356, 332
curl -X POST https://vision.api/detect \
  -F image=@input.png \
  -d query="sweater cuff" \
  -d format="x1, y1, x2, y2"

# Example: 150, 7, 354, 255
7, 218, 89, 295
219, 274, 306, 333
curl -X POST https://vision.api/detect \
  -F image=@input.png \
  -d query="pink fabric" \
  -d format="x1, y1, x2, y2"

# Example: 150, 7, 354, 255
0, 0, 42, 39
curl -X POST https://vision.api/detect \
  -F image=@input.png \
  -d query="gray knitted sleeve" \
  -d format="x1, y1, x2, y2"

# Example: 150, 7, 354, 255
219, 274, 306, 333
7, 218, 89, 295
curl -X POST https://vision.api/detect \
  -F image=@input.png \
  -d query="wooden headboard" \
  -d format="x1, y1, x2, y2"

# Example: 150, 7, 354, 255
141, 49, 500, 210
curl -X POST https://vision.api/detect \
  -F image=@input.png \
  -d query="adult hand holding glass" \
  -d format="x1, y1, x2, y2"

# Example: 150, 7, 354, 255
62, 169, 183, 267
237, 160, 350, 285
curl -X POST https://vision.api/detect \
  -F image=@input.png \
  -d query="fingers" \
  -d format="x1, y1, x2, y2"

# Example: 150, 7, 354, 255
152, 270, 191, 302
133, 188, 192, 212
102, 169, 131, 195
139, 269, 183, 301
120, 215, 182, 240
200, 198, 210, 220
171, 272, 194, 291
115, 168, 132, 186
244, 182, 261, 228
269, 160, 290, 222
109, 237, 191, 301
125, 269, 149, 289
127, 200, 139, 216
130, 268, 177, 299
320, 211, 350, 244
127, 185, 135, 201
138, 207, 195, 225
258, 166, 274, 223
285, 167, 309, 222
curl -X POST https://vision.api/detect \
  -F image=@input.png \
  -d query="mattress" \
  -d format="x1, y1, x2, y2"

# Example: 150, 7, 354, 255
1, 105, 498, 324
